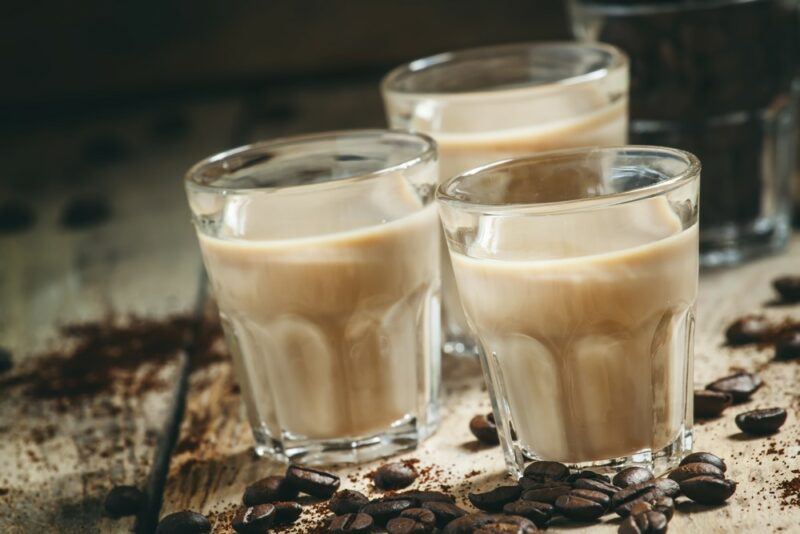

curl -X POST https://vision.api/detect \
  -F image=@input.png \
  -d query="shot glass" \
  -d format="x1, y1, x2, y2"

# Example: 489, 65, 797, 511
382, 42, 629, 356
437, 146, 700, 476
185, 130, 441, 465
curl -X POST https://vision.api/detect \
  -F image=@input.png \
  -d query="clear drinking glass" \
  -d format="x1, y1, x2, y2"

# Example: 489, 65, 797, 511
438, 146, 700, 476
185, 130, 441, 465
382, 42, 629, 355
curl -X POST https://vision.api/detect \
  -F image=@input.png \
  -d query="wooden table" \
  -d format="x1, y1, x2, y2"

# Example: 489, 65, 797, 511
1, 88, 798, 532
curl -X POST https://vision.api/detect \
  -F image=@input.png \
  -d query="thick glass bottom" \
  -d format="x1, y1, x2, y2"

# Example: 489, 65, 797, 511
251, 416, 435, 466
503, 428, 693, 479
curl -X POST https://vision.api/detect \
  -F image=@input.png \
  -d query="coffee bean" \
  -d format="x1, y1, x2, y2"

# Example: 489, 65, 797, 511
572, 478, 620, 497
651, 496, 674, 521
387, 516, 431, 534
694, 389, 733, 418
443, 513, 538, 534
654, 478, 680, 498
523, 461, 570, 482
706, 372, 762, 403
520, 482, 572, 504
470, 414, 500, 445
735, 407, 788, 435
285, 465, 340, 499
555, 493, 606, 521
330, 512, 374, 532
242, 475, 298, 505
469, 485, 522, 512
0, 347, 13, 374
104, 485, 144, 518
570, 488, 611, 509
442, 513, 492, 533
680, 476, 737, 504
669, 462, 725, 483
400, 508, 437, 529
394, 490, 454, 503
725, 316, 771, 345
361, 498, 416, 525
681, 452, 727, 472
502, 500, 553, 528
775, 331, 800, 360
375, 462, 418, 490
626, 500, 653, 517
155, 510, 211, 534
613, 467, 654, 489
773, 275, 800, 302
619, 510, 668, 534
329, 490, 369, 515
566, 470, 611, 484
612, 480, 677, 517
422, 501, 468, 528
273, 501, 302, 525
231, 504, 275, 533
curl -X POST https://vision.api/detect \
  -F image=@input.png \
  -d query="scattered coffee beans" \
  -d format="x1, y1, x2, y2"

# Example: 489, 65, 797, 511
694, 389, 733, 418
706, 371, 762, 403
669, 462, 724, 483
329, 490, 369, 515
361, 498, 416, 525
681, 452, 727, 472
619, 510, 668, 534
613, 467, 654, 489
273, 501, 302, 525
104, 485, 144, 518
772, 275, 800, 302
400, 508, 436, 529
735, 407, 788, 435
242, 475, 298, 506
566, 470, 611, 484
502, 500, 554, 528
155, 510, 211, 534
520, 482, 572, 503
523, 461, 570, 482
421, 501, 468, 528
0, 347, 13, 374
725, 316, 771, 345
573, 478, 620, 497
329, 512, 374, 532
555, 492, 607, 522
469, 413, 499, 445
775, 331, 800, 360
386, 516, 431, 534
285, 465, 340, 499
231, 504, 275, 533
611, 479, 677, 518
374, 462, 417, 490
680, 476, 737, 505
468, 485, 522, 512
442, 513, 537, 534
394, 490, 454, 504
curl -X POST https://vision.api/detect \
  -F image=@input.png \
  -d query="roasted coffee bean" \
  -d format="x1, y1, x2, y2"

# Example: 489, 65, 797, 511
422, 501, 468, 528
231, 504, 275, 533
680, 476, 737, 504
555, 493, 606, 521
361, 498, 416, 525
502, 500, 553, 528
612, 480, 678, 517
773, 275, 800, 302
0, 347, 13, 374
626, 500, 653, 517
394, 490, 454, 503
470, 413, 500, 445
669, 462, 725, 483
104, 485, 144, 517
654, 478, 680, 498
572, 478, 620, 497
523, 461, 570, 483
706, 372, 762, 403
725, 316, 771, 345
329, 490, 369, 515
375, 462, 418, 490
155, 510, 211, 534
735, 407, 788, 435
469, 485, 522, 512
443, 513, 538, 534
570, 488, 610, 509
330, 512, 374, 532
694, 389, 733, 418
618, 510, 668, 534
566, 470, 611, 484
442, 513, 492, 533
520, 482, 572, 504
651, 496, 674, 522
775, 331, 800, 360
400, 508, 437, 529
242, 475, 298, 506
285, 465, 340, 499
273, 501, 302, 525
681, 452, 727, 472
613, 467, 654, 489
387, 516, 431, 534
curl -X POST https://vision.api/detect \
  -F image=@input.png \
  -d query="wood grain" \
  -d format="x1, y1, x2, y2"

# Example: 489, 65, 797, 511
160, 237, 800, 533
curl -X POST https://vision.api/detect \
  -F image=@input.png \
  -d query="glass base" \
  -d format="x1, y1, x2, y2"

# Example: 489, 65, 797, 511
700, 215, 790, 268
251, 416, 432, 466
504, 428, 693, 479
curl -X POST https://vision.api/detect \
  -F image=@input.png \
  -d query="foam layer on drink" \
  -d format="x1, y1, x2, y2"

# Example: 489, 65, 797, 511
450, 198, 697, 463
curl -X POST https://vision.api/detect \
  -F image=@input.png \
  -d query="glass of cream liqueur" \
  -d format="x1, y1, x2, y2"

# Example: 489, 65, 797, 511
437, 146, 700, 476
383, 42, 629, 356
185, 130, 441, 465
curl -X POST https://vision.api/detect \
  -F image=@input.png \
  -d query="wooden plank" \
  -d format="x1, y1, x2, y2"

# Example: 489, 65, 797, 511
161, 236, 800, 532
0, 100, 241, 532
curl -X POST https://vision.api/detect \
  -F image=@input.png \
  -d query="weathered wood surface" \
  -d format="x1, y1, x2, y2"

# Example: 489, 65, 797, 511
160, 237, 800, 533
0, 101, 240, 532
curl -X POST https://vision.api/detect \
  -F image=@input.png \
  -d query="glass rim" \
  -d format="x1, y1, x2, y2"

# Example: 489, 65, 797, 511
436, 145, 701, 215
184, 129, 437, 195
381, 41, 628, 101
